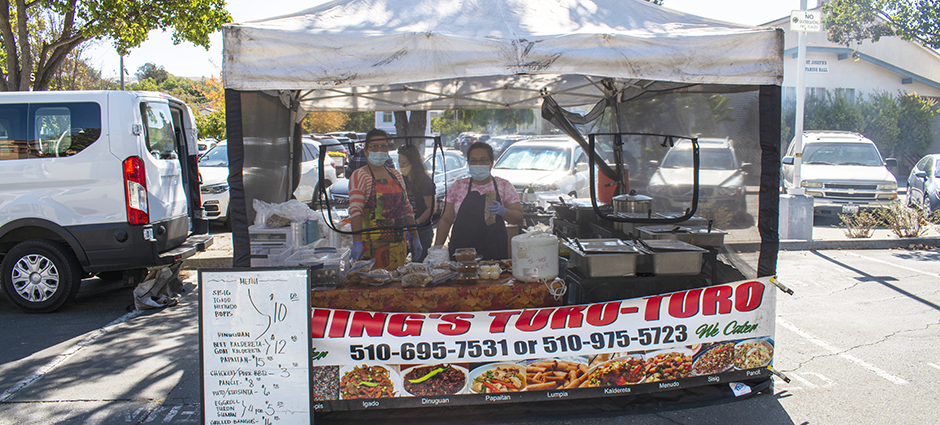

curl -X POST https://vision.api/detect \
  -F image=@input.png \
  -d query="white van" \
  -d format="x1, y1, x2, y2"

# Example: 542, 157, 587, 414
0, 91, 212, 312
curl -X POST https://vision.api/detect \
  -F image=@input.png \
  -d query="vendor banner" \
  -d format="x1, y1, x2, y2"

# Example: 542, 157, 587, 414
311, 277, 776, 411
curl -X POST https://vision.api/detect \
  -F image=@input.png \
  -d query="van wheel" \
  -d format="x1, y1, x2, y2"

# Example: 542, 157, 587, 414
1, 240, 82, 313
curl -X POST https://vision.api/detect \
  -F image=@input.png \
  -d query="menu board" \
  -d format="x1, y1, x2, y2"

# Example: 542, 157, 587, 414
199, 268, 311, 424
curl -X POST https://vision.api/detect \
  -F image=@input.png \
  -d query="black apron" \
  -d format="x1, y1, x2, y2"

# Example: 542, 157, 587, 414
448, 178, 508, 261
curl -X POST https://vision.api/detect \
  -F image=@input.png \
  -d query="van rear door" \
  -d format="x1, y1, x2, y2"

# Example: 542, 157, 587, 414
137, 98, 190, 248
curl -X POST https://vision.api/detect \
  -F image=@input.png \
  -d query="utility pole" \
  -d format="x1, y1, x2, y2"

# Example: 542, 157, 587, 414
120, 55, 125, 90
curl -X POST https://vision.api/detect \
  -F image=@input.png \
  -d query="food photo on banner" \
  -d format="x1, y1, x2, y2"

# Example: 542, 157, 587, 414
309, 277, 776, 411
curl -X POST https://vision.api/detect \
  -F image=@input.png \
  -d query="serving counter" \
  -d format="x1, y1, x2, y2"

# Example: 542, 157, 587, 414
311, 275, 563, 312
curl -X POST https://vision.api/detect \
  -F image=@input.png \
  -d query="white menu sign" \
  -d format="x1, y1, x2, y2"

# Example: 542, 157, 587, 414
199, 268, 311, 425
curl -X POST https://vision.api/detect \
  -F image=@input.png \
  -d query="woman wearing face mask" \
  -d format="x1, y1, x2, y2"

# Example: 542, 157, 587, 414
349, 129, 422, 269
397, 144, 435, 262
434, 142, 523, 261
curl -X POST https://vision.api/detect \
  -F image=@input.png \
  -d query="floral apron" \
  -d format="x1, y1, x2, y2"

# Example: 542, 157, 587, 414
362, 167, 408, 270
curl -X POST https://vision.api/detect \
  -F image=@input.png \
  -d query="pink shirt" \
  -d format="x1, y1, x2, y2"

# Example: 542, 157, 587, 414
445, 176, 520, 213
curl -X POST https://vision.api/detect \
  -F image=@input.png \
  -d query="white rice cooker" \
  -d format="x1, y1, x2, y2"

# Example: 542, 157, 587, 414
511, 232, 559, 282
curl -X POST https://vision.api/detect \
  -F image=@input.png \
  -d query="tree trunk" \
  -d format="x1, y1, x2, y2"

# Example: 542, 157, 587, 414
393, 111, 429, 156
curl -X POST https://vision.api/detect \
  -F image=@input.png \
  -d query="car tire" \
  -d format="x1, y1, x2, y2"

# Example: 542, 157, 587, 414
1, 239, 83, 313
924, 194, 932, 217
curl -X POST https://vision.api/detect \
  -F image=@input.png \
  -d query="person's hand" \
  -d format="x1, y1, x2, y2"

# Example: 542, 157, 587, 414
411, 238, 423, 261
487, 200, 506, 216
351, 241, 364, 260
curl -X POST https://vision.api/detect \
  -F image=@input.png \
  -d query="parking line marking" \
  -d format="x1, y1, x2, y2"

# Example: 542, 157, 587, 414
0, 310, 143, 402
778, 318, 908, 385
162, 405, 182, 422
928, 363, 940, 370
846, 252, 940, 278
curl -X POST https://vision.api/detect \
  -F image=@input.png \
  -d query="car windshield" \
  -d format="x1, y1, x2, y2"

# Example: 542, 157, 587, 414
495, 146, 570, 171
661, 147, 736, 170
803, 143, 883, 166
199, 145, 227, 167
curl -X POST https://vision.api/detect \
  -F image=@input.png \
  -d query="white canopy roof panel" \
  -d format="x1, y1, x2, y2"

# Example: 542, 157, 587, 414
222, 0, 783, 111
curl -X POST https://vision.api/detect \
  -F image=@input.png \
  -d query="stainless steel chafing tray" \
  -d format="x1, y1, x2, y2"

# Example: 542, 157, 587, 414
635, 239, 708, 276
636, 225, 727, 248
565, 239, 643, 277
653, 213, 710, 228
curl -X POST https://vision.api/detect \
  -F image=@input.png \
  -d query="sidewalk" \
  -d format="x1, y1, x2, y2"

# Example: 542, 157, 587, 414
182, 222, 940, 270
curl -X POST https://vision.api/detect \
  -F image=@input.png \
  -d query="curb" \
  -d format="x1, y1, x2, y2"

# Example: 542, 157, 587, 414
182, 256, 233, 269
726, 236, 940, 252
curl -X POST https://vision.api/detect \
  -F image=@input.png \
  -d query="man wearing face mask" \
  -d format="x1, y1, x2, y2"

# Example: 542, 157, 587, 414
434, 142, 523, 261
349, 129, 422, 269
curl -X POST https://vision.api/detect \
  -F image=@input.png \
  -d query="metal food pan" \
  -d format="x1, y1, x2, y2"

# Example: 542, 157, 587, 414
565, 241, 642, 277
637, 225, 727, 248
636, 240, 708, 276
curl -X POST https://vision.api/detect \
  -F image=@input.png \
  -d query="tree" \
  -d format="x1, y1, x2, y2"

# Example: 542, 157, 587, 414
135, 62, 168, 84
823, 0, 940, 49
303, 112, 348, 134
345, 111, 375, 133
0, 0, 231, 91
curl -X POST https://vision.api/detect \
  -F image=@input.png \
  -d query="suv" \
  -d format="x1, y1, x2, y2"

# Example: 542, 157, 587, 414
782, 131, 898, 216
0, 91, 212, 312
647, 138, 750, 215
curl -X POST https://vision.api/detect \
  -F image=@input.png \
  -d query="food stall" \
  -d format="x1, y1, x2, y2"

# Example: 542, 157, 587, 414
204, 0, 786, 419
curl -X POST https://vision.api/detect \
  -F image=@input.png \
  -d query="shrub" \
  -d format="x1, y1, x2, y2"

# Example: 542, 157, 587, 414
878, 199, 932, 238
838, 210, 880, 238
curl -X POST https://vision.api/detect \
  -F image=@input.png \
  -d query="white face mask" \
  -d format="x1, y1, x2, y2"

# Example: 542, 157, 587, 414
368, 151, 389, 166
469, 165, 491, 180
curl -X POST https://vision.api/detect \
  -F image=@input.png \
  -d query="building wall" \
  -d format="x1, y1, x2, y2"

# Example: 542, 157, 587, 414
764, 13, 940, 155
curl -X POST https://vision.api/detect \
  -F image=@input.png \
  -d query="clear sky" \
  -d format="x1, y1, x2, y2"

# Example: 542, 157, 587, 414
85, 0, 805, 81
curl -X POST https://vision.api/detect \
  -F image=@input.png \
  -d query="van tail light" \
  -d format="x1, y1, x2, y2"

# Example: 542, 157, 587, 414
123, 156, 150, 225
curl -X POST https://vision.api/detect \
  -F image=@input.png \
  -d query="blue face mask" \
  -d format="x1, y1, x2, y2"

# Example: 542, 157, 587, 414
368, 151, 389, 167
469, 165, 491, 181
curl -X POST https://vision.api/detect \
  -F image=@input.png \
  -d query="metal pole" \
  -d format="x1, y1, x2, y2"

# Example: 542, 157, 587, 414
789, 0, 808, 195
119, 55, 125, 90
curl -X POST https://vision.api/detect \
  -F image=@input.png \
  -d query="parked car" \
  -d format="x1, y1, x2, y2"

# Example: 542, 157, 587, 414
491, 137, 591, 199
907, 153, 940, 214
0, 90, 211, 312
325, 131, 366, 142
782, 131, 898, 216
487, 135, 529, 158
197, 138, 219, 157
326, 149, 469, 217
200, 140, 337, 226
455, 132, 490, 154
646, 138, 749, 215
308, 135, 350, 176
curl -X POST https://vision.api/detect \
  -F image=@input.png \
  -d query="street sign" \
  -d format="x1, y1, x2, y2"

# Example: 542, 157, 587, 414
791, 10, 822, 32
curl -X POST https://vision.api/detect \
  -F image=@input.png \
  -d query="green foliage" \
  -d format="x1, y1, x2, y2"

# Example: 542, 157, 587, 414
430, 115, 472, 143
1, 0, 231, 91
135, 63, 169, 84
195, 109, 226, 141
429, 109, 534, 142
781, 90, 939, 162
345, 112, 376, 133
823, 0, 940, 49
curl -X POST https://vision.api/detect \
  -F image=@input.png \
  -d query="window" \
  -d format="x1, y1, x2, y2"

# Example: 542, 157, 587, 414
0, 102, 101, 161
382, 112, 393, 123
140, 102, 178, 160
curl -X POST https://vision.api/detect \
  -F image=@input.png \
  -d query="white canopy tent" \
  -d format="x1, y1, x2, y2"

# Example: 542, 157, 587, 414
223, 0, 782, 111
220, 0, 784, 274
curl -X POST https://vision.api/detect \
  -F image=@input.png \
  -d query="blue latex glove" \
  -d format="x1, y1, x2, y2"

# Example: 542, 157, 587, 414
487, 200, 507, 216
351, 241, 364, 260
411, 238, 423, 261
